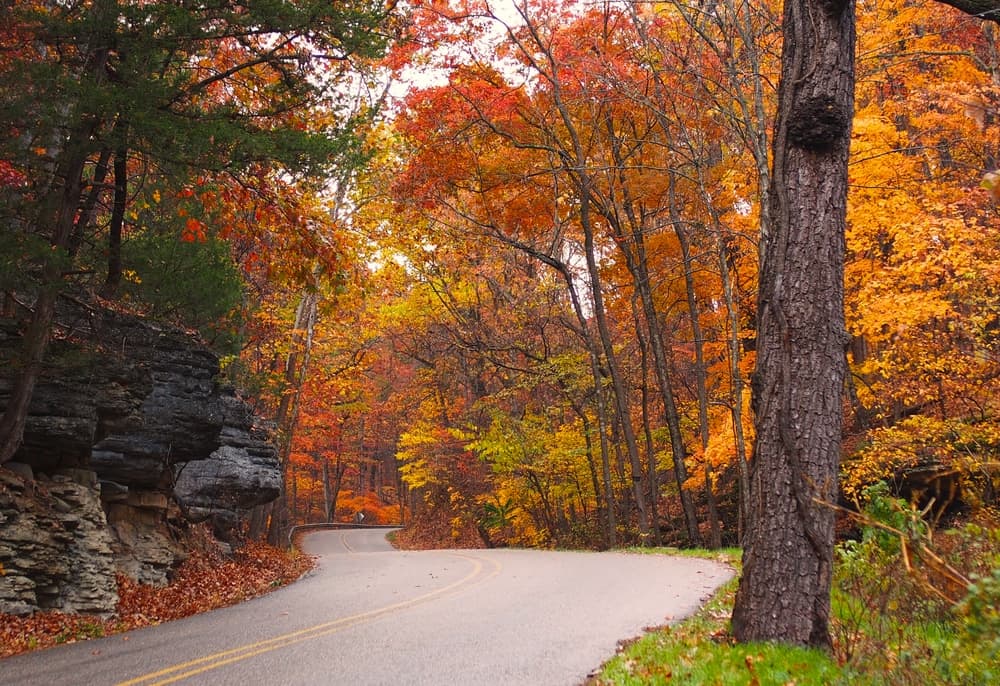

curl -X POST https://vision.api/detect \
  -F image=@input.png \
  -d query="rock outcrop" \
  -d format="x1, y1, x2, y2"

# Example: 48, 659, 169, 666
174, 393, 281, 538
0, 467, 117, 616
0, 303, 281, 615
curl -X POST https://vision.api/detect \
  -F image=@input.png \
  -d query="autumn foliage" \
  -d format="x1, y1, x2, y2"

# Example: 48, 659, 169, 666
1, 0, 997, 578
344, 0, 1000, 550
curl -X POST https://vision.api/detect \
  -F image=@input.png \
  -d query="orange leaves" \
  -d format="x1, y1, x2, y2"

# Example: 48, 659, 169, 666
116, 541, 312, 624
845, 0, 1000, 428
0, 610, 112, 658
181, 217, 208, 242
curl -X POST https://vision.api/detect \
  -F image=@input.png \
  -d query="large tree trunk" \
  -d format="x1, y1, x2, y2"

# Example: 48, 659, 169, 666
731, 0, 855, 648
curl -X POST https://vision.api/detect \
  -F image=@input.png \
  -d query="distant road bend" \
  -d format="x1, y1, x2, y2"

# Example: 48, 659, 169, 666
2, 529, 733, 685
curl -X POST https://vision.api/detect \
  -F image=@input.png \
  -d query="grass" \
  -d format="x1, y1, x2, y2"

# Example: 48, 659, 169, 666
625, 545, 741, 561
597, 504, 1000, 686
593, 548, 846, 685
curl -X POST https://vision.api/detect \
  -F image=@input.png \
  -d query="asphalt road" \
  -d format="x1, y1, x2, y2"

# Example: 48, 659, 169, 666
1, 529, 733, 685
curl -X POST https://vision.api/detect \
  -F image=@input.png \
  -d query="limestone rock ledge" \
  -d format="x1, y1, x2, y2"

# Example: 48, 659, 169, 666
0, 468, 117, 616
0, 304, 281, 616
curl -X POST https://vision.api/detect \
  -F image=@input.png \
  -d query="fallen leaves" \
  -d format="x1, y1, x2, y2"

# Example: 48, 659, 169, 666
0, 541, 313, 659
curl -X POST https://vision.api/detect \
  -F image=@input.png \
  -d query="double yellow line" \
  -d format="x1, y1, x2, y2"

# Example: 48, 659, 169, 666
118, 553, 500, 686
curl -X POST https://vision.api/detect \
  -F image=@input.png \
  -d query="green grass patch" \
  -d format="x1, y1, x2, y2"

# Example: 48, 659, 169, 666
595, 550, 845, 685
601, 495, 1000, 685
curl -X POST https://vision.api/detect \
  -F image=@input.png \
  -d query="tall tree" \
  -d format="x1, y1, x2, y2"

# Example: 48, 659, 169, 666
733, 0, 1000, 647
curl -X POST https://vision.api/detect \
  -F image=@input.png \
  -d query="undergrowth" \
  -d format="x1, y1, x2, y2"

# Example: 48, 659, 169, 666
597, 485, 1000, 685
831, 484, 1000, 685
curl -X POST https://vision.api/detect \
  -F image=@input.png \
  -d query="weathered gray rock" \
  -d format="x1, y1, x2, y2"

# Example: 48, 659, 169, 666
2, 311, 225, 481
174, 393, 281, 537
0, 332, 101, 472
0, 470, 118, 616
0, 303, 281, 614
104, 497, 186, 586
175, 446, 281, 518
87, 315, 224, 487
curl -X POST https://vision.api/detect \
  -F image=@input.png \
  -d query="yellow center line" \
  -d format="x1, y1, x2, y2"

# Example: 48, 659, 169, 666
340, 531, 355, 553
117, 552, 501, 686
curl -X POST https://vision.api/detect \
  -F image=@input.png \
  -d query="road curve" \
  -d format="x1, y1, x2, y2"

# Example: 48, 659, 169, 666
1, 529, 733, 685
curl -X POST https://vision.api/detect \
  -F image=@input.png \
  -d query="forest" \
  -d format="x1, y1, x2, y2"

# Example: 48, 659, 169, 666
2, 0, 999, 673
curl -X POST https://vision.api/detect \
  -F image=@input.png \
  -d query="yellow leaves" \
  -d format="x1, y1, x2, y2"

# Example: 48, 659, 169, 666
980, 171, 1000, 203
684, 401, 754, 492
846, 30, 1000, 419
842, 415, 1000, 502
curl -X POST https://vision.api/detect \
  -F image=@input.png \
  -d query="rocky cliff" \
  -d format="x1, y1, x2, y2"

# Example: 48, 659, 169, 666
0, 304, 281, 616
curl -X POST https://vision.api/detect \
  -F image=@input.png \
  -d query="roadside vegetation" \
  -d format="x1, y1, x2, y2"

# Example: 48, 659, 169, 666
5, 487, 998, 684
0, 533, 313, 658
597, 488, 1000, 685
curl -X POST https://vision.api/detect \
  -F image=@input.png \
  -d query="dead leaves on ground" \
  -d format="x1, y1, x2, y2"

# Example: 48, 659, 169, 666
0, 541, 313, 658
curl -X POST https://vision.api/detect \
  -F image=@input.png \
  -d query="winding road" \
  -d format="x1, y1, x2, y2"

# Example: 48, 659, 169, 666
1, 529, 733, 685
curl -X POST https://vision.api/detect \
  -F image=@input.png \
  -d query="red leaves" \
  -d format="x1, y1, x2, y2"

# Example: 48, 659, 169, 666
0, 159, 26, 188
181, 217, 208, 242
0, 542, 313, 659
117, 541, 313, 625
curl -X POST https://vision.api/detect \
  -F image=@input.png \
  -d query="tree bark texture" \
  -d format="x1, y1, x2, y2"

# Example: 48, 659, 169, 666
731, 0, 855, 648
675, 219, 721, 549
581, 208, 651, 539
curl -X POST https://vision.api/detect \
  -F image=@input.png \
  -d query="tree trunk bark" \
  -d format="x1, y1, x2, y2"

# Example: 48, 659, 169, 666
632, 293, 661, 546
322, 459, 332, 522
330, 456, 344, 521
102, 144, 127, 297
578, 200, 651, 540
267, 289, 319, 546
70, 147, 111, 258
674, 215, 721, 549
717, 235, 752, 540
731, 0, 855, 648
